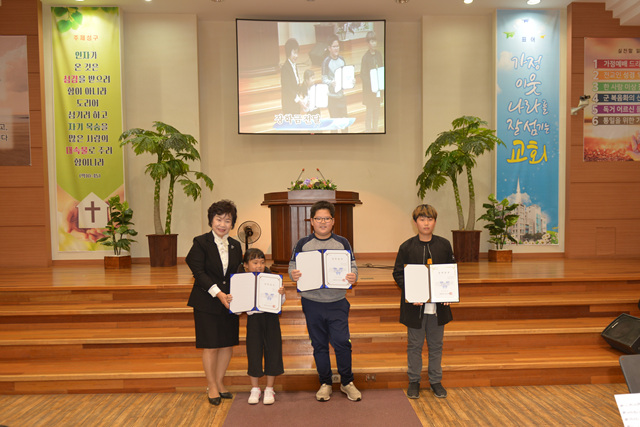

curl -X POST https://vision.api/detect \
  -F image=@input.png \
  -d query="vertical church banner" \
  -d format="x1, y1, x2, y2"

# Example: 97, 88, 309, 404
52, 7, 124, 252
496, 10, 559, 246
583, 38, 640, 162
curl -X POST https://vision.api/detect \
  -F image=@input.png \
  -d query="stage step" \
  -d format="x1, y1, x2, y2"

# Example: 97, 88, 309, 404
1, 260, 639, 394
0, 345, 624, 394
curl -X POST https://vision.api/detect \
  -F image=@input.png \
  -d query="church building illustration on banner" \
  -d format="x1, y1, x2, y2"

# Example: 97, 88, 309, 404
508, 179, 556, 245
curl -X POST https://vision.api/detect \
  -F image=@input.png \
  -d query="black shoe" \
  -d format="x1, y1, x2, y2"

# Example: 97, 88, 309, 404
219, 391, 233, 399
430, 382, 447, 398
208, 396, 221, 406
407, 382, 420, 399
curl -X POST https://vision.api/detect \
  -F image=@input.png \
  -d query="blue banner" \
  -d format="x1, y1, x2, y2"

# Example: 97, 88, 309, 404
496, 10, 560, 245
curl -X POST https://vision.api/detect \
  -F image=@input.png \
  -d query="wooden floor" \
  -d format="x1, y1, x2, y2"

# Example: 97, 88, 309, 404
1, 257, 639, 395
0, 383, 629, 426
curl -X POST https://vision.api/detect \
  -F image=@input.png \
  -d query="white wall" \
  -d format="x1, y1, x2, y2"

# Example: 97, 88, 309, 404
197, 21, 425, 256
43, 11, 566, 259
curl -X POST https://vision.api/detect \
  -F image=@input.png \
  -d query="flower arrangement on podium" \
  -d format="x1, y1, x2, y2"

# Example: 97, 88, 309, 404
288, 168, 337, 190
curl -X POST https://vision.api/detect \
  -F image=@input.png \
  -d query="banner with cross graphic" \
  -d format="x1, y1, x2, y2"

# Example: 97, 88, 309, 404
51, 7, 124, 252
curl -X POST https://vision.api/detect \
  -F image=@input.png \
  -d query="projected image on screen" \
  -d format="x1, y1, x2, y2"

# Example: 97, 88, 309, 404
237, 20, 385, 135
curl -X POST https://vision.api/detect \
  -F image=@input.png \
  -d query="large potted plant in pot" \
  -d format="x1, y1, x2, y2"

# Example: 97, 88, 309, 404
97, 195, 137, 269
477, 193, 519, 262
119, 121, 214, 267
416, 116, 505, 262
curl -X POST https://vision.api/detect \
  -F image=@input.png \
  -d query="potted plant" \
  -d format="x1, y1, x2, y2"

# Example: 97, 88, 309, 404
416, 116, 505, 262
97, 195, 138, 269
477, 193, 519, 262
119, 121, 214, 267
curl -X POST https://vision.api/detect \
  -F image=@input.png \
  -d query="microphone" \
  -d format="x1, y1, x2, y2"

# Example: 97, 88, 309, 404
294, 168, 305, 183
316, 168, 327, 181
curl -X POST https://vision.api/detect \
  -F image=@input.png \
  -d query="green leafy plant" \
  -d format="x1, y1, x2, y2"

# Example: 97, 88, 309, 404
477, 193, 519, 250
52, 7, 118, 33
119, 121, 214, 235
97, 195, 138, 255
416, 116, 505, 230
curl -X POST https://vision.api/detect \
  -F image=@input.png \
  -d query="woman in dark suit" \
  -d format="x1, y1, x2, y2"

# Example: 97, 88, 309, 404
186, 200, 243, 406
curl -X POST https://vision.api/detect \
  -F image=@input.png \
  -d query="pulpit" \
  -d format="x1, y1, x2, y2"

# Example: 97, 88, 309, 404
261, 190, 362, 273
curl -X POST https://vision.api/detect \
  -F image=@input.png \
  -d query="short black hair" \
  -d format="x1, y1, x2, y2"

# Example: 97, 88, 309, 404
310, 200, 335, 218
366, 31, 377, 42
207, 200, 238, 228
243, 248, 266, 264
326, 34, 339, 47
284, 38, 299, 58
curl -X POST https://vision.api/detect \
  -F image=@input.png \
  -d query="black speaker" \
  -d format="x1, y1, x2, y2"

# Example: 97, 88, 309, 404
602, 313, 640, 354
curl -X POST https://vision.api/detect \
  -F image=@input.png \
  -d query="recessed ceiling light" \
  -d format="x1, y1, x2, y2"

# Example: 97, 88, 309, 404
395, 0, 409, 4
464, 0, 473, 4
527, 0, 541, 4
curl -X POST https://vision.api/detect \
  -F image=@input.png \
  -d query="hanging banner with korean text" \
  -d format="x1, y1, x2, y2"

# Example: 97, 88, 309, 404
496, 10, 559, 246
0, 36, 31, 166
51, 7, 123, 252
583, 38, 640, 162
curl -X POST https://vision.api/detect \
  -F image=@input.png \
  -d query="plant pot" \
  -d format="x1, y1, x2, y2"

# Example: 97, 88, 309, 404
451, 230, 481, 262
488, 249, 512, 263
147, 234, 178, 267
104, 255, 132, 269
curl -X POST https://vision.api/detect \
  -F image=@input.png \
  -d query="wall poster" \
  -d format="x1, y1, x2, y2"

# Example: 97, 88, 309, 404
496, 10, 560, 246
51, 7, 124, 253
583, 38, 640, 162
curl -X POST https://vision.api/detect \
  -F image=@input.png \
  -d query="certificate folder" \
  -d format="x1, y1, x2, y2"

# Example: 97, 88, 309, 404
404, 263, 459, 304
229, 272, 282, 314
295, 249, 352, 292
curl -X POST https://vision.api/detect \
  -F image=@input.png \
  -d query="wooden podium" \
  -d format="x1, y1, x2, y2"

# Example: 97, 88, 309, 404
261, 190, 362, 273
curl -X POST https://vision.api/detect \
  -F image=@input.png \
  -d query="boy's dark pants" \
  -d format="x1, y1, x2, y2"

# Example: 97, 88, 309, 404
407, 313, 444, 384
301, 297, 354, 386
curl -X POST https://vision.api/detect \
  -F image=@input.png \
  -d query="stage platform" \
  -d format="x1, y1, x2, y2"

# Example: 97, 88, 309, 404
0, 257, 639, 394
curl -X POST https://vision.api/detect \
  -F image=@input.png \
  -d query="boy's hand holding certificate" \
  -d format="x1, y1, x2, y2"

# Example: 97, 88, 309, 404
295, 249, 352, 292
229, 272, 283, 314
404, 263, 459, 304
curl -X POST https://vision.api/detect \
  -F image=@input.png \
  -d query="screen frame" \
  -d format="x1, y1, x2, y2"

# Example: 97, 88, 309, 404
236, 18, 386, 136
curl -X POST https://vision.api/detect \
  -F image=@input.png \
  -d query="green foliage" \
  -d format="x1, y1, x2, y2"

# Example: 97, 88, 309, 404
477, 193, 519, 250
52, 6, 118, 33
97, 195, 138, 256
289, 178, 337, 190
119, 121, 214, 235
416, 116, 505, 231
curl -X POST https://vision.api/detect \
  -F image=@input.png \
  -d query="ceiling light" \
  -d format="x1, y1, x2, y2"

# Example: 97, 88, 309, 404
396, 0, 409, 4
527, 0, 541, 4
464, 0, 473, 4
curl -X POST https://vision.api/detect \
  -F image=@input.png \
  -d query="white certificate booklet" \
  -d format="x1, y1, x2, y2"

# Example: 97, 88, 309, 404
309, 84, 329, 109
229, 272, 282, 314
404, 264, 430, 303
295, 250, 352, 292
370, 66, 385, 92
334, 65, 355, 92
429, 263, 459, 303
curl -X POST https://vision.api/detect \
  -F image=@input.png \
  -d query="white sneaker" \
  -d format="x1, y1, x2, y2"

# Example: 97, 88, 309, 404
316, 383, 333, 401
248, 387, 261, 404
340, 382, 362, 401
263, 388, 275, 405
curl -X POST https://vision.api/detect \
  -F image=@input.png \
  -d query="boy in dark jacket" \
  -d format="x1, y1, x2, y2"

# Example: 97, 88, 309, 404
392, 204, 455, 399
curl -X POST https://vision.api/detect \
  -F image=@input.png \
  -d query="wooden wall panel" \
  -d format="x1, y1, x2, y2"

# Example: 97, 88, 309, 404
568, 183, 640, 219
0, 188, 47, 226
0, 0, 51, 267
566, 2, 640, 258
567, 220, 640, 258
0, 227, 50, 266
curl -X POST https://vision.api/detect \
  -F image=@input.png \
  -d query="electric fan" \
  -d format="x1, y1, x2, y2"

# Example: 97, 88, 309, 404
237, 221, 261, 253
